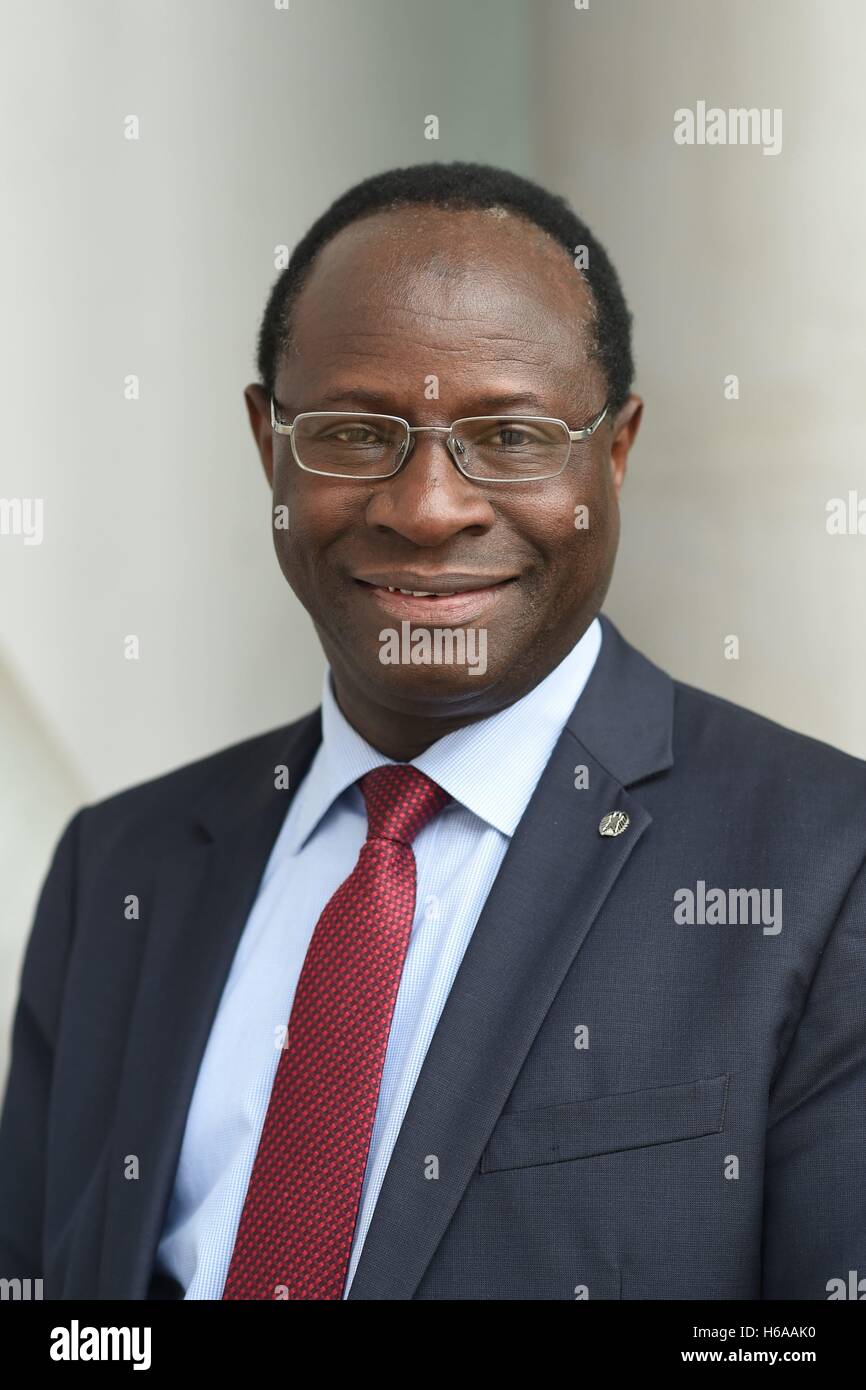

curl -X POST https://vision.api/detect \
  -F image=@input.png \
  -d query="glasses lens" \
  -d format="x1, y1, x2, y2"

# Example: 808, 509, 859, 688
451, 417, 570, 480
292, 413, 406, 477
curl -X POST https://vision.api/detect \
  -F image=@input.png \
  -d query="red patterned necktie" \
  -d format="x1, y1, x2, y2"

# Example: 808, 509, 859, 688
221, 763, 450, 1300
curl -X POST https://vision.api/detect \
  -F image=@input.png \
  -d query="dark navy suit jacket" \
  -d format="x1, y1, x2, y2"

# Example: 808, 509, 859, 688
1, 614, 865, 1299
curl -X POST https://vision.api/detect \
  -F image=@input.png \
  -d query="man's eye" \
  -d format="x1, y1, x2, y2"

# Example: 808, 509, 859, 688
483, 425, 540, 448
325, 425, 382, 445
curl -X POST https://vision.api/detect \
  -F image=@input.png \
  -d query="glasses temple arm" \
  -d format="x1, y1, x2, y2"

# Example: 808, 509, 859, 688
569, 402, 609, 441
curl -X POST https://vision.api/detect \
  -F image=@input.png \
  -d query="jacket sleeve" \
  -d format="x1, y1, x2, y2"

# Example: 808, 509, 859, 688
761, 850, 866, 1298
0, 810, 83, 1281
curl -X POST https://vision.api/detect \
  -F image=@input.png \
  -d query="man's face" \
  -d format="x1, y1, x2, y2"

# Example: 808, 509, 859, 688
246, 206, 641, 731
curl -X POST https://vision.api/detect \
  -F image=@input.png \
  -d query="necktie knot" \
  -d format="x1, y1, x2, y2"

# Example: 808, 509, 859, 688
359, 764, 450, 846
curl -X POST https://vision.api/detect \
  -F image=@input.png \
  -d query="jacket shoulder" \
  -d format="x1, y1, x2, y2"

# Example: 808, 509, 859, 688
78, 711, 319, 842
671, 676, 866, 785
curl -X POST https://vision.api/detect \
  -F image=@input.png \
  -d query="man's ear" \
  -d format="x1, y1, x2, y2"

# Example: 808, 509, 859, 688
609, 394, 643, 499
244, 383, 275, 487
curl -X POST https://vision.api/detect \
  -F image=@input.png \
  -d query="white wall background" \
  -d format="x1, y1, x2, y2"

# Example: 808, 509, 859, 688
0, 0, 534, 1078
534, 0, 866, 754
2, 0, 864, 1081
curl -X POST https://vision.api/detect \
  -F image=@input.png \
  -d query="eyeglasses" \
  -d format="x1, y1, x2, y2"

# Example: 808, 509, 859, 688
269, 397, 609, 482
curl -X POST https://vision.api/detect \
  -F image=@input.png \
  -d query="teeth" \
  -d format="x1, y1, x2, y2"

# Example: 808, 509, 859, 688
387, 587, 439, 596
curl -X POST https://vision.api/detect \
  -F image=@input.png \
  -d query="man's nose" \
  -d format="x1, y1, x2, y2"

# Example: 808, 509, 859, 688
364, 430, 494, 544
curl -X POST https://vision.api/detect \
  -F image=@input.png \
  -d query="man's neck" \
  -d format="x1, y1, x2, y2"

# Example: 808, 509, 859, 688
327, 681, 501, 761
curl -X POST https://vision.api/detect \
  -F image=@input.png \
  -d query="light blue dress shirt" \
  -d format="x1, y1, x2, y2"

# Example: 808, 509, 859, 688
156, 617, 602, 1298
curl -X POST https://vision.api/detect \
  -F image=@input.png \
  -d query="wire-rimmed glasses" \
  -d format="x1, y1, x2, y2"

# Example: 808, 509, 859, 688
269, 397, 609, 482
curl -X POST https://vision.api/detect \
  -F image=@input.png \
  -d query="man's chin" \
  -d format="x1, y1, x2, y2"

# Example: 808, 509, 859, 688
329, 614, 490, 695
368, 660, 495, 711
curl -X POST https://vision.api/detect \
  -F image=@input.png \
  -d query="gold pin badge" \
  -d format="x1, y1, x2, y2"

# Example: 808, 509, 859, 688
599, 810, 630, 837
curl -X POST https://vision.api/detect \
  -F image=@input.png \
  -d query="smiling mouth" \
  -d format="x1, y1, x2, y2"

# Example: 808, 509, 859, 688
386, 585, 463, 597
361, 581, 514, 598
353, 572, 518, 595
353, 574, 517, 621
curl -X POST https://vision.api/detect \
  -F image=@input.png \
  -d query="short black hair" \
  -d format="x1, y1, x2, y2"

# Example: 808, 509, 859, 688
256, 160, 634, 415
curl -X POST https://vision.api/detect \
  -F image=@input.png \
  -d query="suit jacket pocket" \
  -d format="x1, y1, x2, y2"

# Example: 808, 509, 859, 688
479, 1073, 729, 1174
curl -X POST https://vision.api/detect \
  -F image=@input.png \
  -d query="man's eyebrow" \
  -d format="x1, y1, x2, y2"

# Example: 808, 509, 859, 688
313, 387, 552, 412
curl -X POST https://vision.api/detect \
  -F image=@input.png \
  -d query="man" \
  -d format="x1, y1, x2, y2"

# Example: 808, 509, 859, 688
1, 161, 865, 1301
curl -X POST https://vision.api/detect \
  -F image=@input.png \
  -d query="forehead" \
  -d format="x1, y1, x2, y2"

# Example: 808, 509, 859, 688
282, 207, 600, 403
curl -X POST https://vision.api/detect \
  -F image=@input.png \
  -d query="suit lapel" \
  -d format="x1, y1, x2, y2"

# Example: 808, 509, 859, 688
96, 712, 322, 1299
348, 615, 674, 1298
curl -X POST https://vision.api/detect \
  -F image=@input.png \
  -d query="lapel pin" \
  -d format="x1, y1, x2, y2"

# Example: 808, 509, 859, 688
599, 810, 630, 837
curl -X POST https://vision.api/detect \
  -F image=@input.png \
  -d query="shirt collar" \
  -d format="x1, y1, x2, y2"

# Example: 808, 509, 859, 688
287, 616, 602, 850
